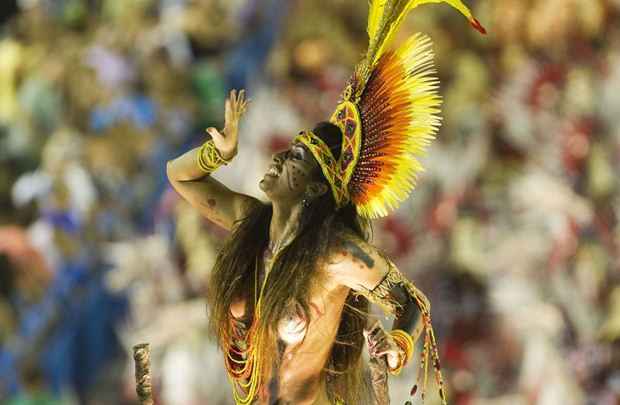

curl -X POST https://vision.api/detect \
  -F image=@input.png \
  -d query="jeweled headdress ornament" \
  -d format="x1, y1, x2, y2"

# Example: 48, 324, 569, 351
296, 0, 485, 219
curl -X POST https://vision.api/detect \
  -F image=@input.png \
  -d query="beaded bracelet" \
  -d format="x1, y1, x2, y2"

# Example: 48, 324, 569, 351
197, 139, 232, 174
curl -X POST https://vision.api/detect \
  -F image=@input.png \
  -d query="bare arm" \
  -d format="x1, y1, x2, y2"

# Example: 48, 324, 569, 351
337, 239, 449, 404
327, 233, 424, 364
166, 149, 258, 230
166, 90, 259, 230
326, 233, 427, 404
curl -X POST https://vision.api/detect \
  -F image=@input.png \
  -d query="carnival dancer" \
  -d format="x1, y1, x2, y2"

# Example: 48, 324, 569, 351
167, 1, 485, 403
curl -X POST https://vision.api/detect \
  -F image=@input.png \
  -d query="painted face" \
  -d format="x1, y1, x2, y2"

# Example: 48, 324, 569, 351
259, 140, 322, 202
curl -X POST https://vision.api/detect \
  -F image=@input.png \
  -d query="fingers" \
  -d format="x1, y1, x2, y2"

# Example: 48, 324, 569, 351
374, 344, 396, 358
229, 89, 249, 114
364, 320, 382, 336
227, 89, 237, 118
366, 321, 389, 358
222, 89, 249, 143
368, 330, 385, 348
369, 337, 389, 357
365, 322, 403, 366
239, 97, 248, 115
364, 321, 384, 344
372, 341, 403, 371
224, 98, 232, 124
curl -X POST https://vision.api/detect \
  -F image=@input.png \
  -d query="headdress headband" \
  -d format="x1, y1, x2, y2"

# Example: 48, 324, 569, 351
295, 100, 363, 207
294, 0, 485, 219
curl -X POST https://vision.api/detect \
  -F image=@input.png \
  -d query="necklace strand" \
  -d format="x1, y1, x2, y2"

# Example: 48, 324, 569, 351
224, 239, 292, 404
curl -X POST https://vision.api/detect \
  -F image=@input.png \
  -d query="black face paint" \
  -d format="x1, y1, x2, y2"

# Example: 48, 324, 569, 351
343, 240, 375, 268
286, 168, 296, 191
271, 142, 318, 196
286, 153, 311, 192
294, 167, 303, 189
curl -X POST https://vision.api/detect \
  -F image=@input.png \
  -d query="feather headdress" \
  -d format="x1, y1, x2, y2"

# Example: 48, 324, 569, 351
296, 0, 485, 219
295, 1, 485, 403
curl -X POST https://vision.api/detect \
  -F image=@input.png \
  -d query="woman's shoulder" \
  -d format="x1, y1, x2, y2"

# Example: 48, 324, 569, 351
324, 226, 376, 268
332, 225, 370, 248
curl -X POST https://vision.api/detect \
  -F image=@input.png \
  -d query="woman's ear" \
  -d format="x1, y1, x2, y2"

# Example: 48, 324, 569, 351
306, 182, 329, 199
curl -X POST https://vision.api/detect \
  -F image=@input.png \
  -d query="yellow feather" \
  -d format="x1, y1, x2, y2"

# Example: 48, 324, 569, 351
366, 0, 480, 66
354, 2, 482, 219
357, 34, 444, 219
367, 0, 387, 41
408, 0, 474, 21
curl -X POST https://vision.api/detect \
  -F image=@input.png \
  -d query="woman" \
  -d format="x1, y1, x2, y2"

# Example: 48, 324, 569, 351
167, 92, 402, 404
167, 1, 484, 404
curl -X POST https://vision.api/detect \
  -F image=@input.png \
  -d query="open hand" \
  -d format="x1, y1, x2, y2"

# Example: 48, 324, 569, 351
364, 320, 405, 372
207, 89, 249, 160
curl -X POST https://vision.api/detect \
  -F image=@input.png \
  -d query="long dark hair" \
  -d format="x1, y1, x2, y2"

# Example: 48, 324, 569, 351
206, 122, 373, 403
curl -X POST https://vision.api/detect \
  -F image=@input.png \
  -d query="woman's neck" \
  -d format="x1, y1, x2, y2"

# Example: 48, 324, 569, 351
269, 201, 303, 254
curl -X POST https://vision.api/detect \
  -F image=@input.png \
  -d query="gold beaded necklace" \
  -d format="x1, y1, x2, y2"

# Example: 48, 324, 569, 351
224, 235, 295, 404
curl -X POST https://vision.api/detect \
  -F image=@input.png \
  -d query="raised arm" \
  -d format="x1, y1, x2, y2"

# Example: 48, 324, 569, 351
166, 90, 259, 230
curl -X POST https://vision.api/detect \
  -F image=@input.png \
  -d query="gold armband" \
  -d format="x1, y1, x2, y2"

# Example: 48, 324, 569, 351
197, 139, 232, 174
388, 329, 414, 375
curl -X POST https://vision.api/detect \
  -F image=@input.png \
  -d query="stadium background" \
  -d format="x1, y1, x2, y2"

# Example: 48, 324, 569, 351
0, 0, 619, 404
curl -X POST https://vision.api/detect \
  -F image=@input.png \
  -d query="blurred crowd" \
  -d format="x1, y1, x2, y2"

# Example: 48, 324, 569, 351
0, 0, 619, 404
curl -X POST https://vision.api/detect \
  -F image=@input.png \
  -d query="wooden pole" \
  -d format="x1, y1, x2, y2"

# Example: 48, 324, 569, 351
133, 343, 154, 405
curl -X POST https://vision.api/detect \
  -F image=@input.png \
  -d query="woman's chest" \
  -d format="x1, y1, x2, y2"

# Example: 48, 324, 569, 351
229, 255, 346, 345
